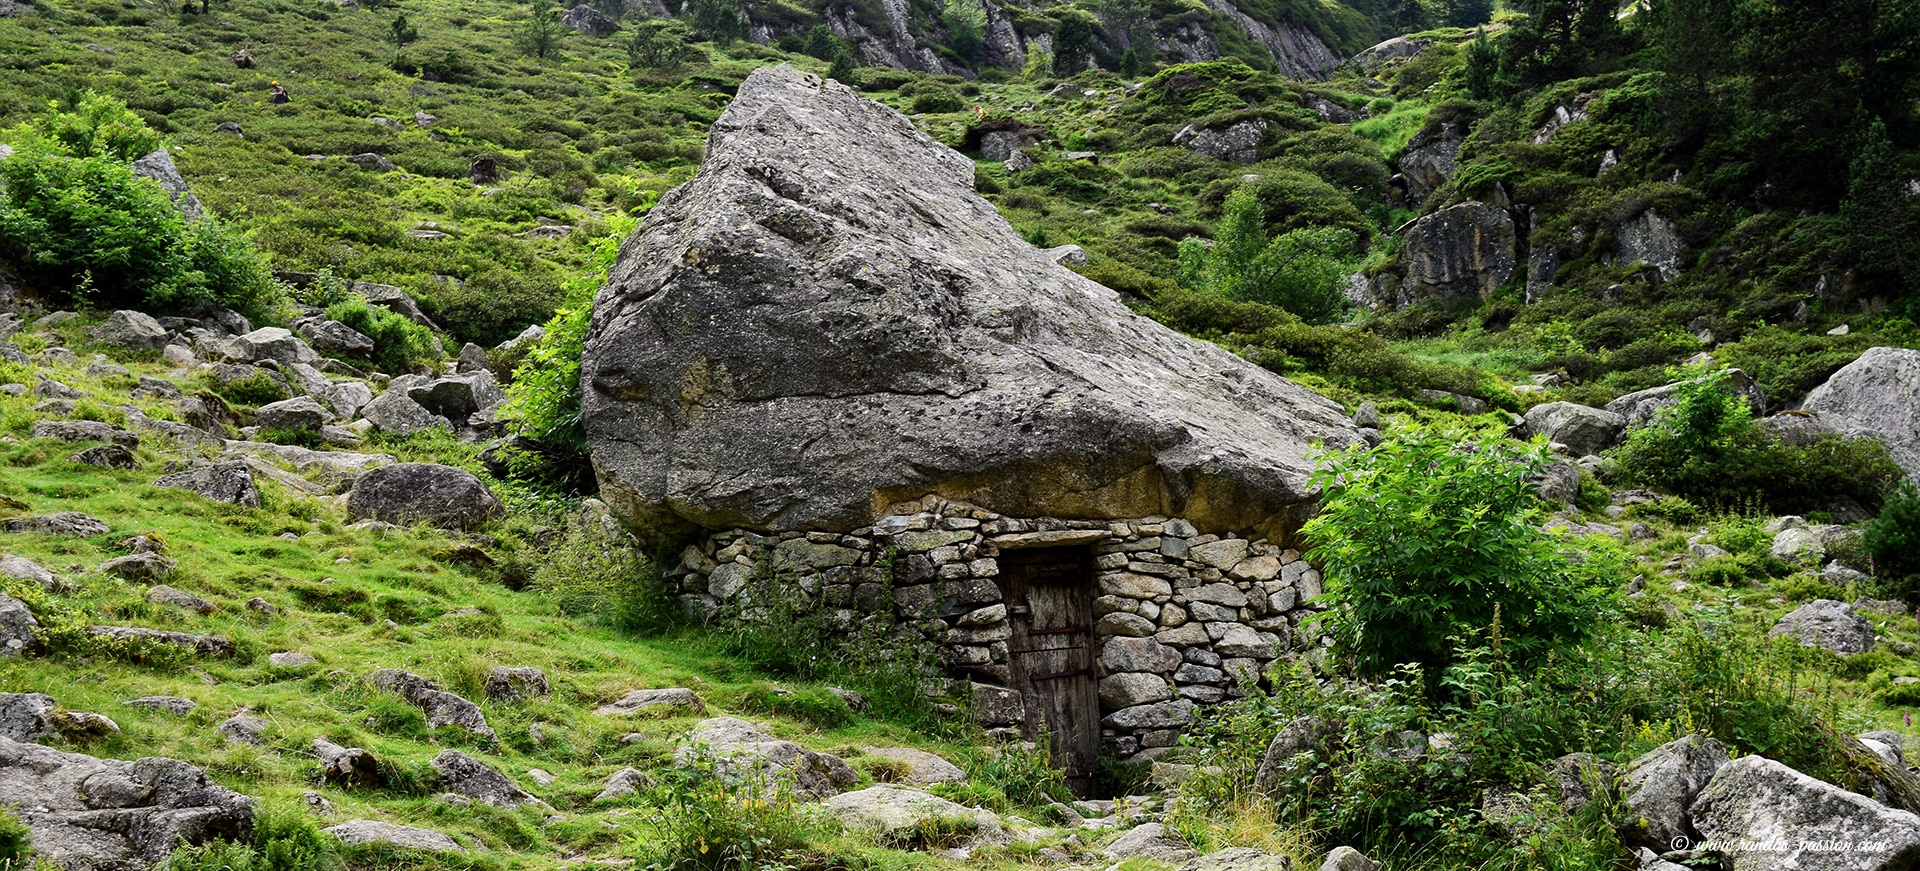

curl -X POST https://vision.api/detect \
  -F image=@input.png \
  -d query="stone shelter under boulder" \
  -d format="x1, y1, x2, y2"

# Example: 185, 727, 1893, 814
580, 65, 1361, 782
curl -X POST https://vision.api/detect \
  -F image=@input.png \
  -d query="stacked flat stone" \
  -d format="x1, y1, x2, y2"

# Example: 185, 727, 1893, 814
665, 495, 1330, 761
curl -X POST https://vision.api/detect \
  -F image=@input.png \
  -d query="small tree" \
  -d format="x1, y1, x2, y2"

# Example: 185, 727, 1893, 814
389, 12, 420, 49
518, 0, 562, 59
688, 0, 744, 43
1118, 47, 1144, 77
827, 47, 857, 82
941, 0, 986, 65
1177, 186, 1353, 324
629, 19, 694, 70
802, 23, 839, 60
1866, 483, 1920, 599
1303, 427, 1611, 690
1052, 14, 1094, 76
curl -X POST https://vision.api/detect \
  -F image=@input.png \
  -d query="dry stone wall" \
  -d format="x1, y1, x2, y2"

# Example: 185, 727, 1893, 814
666, 496, 1330, 760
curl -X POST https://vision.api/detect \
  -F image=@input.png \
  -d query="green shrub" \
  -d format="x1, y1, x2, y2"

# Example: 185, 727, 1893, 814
531, 520, 670, 633
1613, 372, 1902, 514
157, 804, 343, 871
0, 805, 29, 868
1177, 186, 1352, 324
0, 140, 277, 317
1627, 496, 1700, 525
909, 89, 966, 114
1866, 483, 1920, 600
1304, 426, 1615, 689
735, 683, 854, 730
632, 747, 827, 871
1774, 574, 1847, 604
425, 268, 563, 348
325, 299, 440, 375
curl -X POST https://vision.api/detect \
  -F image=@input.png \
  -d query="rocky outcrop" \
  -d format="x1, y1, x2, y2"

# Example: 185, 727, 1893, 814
90, 310, 169, 351
324, 820, 463, 853
368, 669, 495, 740
1194, 0, 1339, 79
346, 463, 501, 530
1348, 35, 1429, 71
1770, 599, 1875, 654
431, 750, 544, 809
3, 512, 109, 536
582, 66, 1359, 546
1388, 201, 1516, 307
1691, 755, 1920, 870
1605, 209, 1683, 281
1397, 121, 1464, 204
561, 3, 618, 35
1801, 347, 1920, 483
822, 785, 1006, 846
154, 461, 262, 508
1175, 119, 1270, 165
0, 734, 255, 870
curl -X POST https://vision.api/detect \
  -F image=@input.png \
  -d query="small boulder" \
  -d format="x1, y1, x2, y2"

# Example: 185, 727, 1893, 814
0, 692, 58, 741
313, 737, 382, 787
346, 463, 502, 530
296, 319, 375, 356
3, 512, 108, 536
1254, 715, 1338, 794
0, 734, 254, 867
594, 767, 650, 800
823, 785, 1006, 847
368, 669, 495, 739
1178, 847, 1295, 871
268, 651, 315, 668
220, 713, 267, 745
123, 696, 196, 716
1691, 755, 1920, 870
1622, 733, 1728, 849
88, 625, 233, 657
70, 444, 136, 468
153, 461, 262, 508
0, 555, 58, 590
1770, 599, 1875, 655
253, 396, 334, 431
88, 310, 169, 351
678, 716, 857, 800
324, 820, 463, 853
859, 746, 966, 784
1103, 822, 1198, 862
0, 594, 38, 656
596, 687, 704, 716
1524, 402, 1625, 456
146, 584, 215, 615
346, 152, 397, 172
32, 420, 138, 448
100, 552, 177, 583
431, 750, 543, 809
483, 666, 550, 703
1318, 847, 1379, 871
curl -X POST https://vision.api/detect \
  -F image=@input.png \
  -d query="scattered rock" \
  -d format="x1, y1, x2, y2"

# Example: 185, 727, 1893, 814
71, 444, 137, 468
124, 696, 196, 716
88, 626, 233, 657
0, 692, 58, 741
1178, 847, 1296, 871
313, 737, 382, 787
483, 666, 550, 703
346, 463, 502, 530
0, 734, 255, 868
347, 152, 397, 172
431, 750, 544, 809
823, 785, 1007, 847
0, 594, 38, 656
146, 584, 215, 615
268, 651, 315, 668
678, 716, 858, 800
597, 687, 704, 716
594, 767, 649, 800
296, 319, 375, 356
1103, 822, 1198, 862
3, 512, 108, 536
0, 555, 58, 590
1621, 733, 1728, 848
89, 310, 170, 351
860, 746, 967, 784
246, 597, 277, 616
1318, 846, 1379, 871
220, 713, 267, 745
32, 420, 139, 448
253, 396, 334, 431
1770, 599, 1875, 654
130, 148, 206, 221
324, 819, 464, 853
100, 552, 178, 583
368, 669, 495, 739
1524, 402, 1625, 456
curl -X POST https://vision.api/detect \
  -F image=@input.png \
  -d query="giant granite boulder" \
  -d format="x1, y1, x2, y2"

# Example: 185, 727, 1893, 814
581, 66, 1361, 546
1691, 755, 1920, 871
1801, 347, 1920, 483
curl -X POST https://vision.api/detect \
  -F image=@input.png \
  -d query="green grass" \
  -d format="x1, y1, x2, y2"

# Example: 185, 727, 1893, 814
1349, 97, 1430, 160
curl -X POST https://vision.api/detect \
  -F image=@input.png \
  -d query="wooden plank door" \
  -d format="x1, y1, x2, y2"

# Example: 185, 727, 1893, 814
998, 547, 1099, 790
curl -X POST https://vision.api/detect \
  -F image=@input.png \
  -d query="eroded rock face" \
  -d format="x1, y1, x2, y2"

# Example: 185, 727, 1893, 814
582, 66, 1359, 546
1391, 202, 1516, 307
1397, 121, 1464, 204
1770, 599, 1875, 655
0, 735, 255, 870
1802, 347, 1920, 484
1622, 733, 1728, 849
